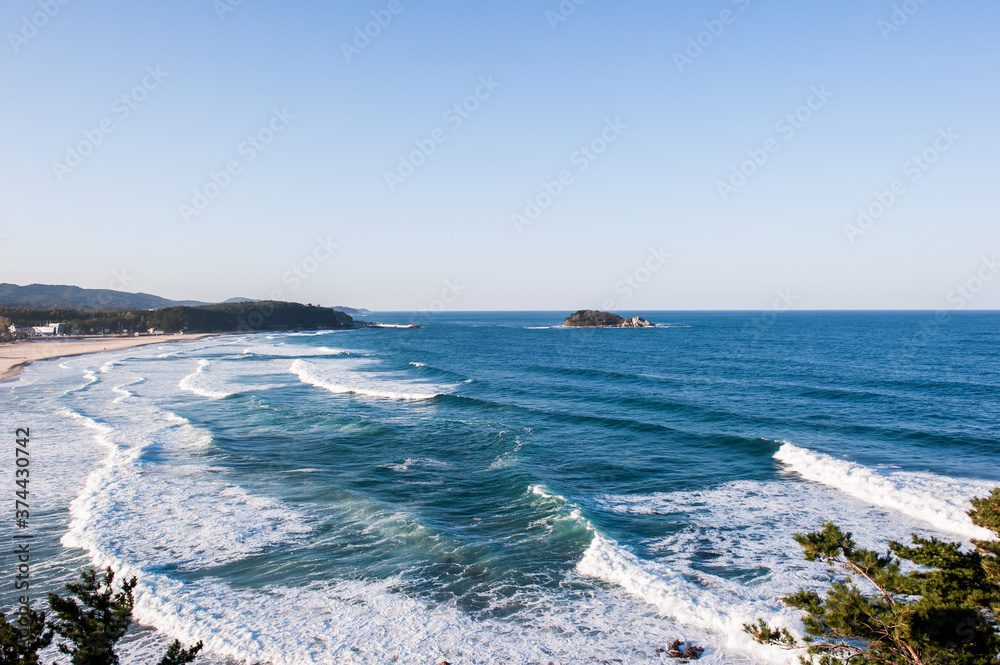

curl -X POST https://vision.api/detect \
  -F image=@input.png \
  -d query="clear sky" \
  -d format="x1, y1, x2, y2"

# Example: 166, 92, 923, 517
1, 0, 998, 311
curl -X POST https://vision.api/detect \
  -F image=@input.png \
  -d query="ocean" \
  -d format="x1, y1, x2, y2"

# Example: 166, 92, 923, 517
2, 311, 998, 664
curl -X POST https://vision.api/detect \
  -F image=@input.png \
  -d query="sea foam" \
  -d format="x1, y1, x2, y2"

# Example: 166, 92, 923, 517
775, 441, 995, 541
526, 486, 799, 662
291, 359, 453, 401
178, 360, 233, 399
243, 344, 350, 358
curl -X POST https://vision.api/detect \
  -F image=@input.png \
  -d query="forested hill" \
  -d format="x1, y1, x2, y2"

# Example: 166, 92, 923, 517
0, 301, 354, 334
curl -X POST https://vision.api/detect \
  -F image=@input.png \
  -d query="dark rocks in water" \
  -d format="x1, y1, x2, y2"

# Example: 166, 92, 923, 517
663, 639, 704, 660
563, 310, 654, 328
684, 644, 705, 659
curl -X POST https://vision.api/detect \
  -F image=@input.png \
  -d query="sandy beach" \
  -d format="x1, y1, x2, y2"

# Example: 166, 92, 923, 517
0, 334, 217, 382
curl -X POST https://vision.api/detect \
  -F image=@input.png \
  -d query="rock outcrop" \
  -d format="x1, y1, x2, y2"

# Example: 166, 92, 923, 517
563, 310, 654, 328
620, 315, 654, 328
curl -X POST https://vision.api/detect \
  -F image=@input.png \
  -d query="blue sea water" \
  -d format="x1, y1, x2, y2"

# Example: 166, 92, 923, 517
2, 312, 999, 664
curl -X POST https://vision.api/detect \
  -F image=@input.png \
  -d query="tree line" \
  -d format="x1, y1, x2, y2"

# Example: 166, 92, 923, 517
0, 302, 354, 335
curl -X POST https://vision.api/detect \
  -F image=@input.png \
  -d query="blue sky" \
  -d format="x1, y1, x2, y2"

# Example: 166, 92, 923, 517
1, 0, 998, 311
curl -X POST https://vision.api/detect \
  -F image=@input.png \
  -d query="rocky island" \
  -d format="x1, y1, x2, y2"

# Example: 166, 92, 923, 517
563, 310, 654, 328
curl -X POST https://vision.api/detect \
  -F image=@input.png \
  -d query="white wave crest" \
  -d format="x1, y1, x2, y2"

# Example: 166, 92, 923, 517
243, 344, 349, 358
774, 441, 995, 541
63, 405, 309, 572
291, 359, 453, 401
380, 458, 452, 473
178, 360, 233, 399
577, 534, 798, 663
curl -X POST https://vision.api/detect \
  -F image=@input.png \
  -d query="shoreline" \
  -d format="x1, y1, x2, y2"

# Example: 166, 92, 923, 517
0, 334, 219, 382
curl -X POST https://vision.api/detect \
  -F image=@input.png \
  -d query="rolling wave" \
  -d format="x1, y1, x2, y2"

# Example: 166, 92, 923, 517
178, 360, 233, 399
576, 534, 797, 663
775, 441, 995, 540
527, 485, 798, 662
243, 344, 351, 358
291, 359, 454, 401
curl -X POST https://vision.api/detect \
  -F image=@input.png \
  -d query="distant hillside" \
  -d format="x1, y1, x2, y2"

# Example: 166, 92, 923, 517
1, 301, 354, 334
0, 284, 371, 315
0, 283, 208, 311
333, 306, 372, 316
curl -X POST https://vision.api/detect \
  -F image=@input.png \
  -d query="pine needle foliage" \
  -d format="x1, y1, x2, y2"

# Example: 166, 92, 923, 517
745, 488, 1000, 665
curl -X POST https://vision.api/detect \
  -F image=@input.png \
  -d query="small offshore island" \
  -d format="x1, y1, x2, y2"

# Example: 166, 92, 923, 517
563, 310, 654, 328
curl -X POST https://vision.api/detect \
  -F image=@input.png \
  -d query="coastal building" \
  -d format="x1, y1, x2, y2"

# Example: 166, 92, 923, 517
29, 323, 66, 336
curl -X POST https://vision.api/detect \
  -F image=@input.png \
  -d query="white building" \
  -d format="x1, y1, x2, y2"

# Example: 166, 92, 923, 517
28, 323, 66, 336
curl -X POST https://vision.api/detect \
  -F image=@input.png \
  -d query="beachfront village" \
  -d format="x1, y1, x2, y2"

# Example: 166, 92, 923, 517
2, 321, 167, 343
